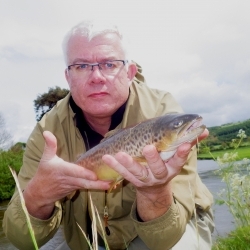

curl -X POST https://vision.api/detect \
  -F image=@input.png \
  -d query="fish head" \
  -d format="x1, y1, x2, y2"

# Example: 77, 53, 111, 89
153, 113, 206, 159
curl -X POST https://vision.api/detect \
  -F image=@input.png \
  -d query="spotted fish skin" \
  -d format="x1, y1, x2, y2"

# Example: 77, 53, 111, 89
76, 113, 206, 187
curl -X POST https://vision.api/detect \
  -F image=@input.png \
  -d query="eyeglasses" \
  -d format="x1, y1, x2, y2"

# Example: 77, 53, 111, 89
67, 60, 128, 77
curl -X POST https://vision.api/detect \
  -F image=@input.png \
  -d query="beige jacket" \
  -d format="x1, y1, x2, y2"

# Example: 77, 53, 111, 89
3, 72, 213, 250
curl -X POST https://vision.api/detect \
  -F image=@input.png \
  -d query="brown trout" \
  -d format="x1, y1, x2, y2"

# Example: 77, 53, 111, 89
75, 113, 206, 191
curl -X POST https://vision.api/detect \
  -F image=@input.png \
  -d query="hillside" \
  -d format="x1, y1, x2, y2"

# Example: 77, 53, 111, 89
204, 118, 250, 149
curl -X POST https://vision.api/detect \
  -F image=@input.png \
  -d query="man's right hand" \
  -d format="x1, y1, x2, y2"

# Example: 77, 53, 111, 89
23, 131, 111, 220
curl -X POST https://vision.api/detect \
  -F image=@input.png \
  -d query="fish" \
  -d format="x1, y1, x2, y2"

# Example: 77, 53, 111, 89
75, 113, 206, 192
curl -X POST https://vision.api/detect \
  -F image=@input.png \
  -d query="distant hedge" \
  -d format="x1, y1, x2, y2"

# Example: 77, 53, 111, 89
0, 149, 23, 201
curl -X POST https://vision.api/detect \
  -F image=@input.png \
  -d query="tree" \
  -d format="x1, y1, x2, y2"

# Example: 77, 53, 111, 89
0, 113, 12, 150
34, 86, 69, 121
10, 142, 26, 153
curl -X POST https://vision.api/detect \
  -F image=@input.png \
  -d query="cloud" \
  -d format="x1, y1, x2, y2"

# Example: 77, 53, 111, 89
0, 0, 249, 142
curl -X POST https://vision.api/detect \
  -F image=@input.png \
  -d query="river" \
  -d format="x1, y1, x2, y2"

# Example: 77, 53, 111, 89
0, 160, 235, 249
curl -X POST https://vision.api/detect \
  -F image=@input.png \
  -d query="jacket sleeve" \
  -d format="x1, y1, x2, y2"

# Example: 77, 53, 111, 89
3, 124, 63, 250
131, 199, 187, 250
130, 148, 197, 250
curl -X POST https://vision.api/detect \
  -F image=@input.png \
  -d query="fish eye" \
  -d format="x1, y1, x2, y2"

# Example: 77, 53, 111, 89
173, 120, 183, 128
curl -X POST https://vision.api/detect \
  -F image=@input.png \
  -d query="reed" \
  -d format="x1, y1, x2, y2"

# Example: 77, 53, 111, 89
77, 193, 111, 250
9, 167, 39, 250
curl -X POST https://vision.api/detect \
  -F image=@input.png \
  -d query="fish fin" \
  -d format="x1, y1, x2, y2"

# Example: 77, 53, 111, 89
101, 128, 124, 142
107, 178, 124, 193
102, 122, 144, 142
133, 156, 147, 164
75, 153, 83, 162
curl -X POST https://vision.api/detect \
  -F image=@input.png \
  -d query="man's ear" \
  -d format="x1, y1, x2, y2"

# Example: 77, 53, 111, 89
127, 62, 138, 82
65, 69, 70, 84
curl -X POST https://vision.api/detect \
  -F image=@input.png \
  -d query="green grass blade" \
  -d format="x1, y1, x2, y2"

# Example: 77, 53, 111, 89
9, 166, 39, 250
89, 192, 98, 250
76, 222, 93, 250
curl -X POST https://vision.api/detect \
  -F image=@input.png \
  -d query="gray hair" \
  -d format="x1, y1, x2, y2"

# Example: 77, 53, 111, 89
62, 20, 130, 65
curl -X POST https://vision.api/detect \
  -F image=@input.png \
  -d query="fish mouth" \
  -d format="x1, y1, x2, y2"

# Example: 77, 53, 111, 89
165, 115, 206, 151
177, 116, 206, 143
178, 115, 205, 142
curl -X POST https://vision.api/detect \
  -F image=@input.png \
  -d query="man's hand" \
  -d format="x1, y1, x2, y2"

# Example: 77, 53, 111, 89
102, 129, 209, 221
23, 131, 111, 220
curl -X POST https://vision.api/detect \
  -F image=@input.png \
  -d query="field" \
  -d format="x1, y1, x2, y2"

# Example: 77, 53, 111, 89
198, 146, 250, 160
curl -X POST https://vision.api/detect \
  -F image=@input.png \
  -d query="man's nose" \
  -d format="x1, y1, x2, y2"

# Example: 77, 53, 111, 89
89, 65, 106, 82
90, 64, 101, 71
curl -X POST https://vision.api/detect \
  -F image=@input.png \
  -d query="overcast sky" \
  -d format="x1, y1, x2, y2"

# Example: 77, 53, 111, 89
0, 0, 249, 143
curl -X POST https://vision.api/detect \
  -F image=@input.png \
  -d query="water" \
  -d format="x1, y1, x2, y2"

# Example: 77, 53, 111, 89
197, 160, 235, 238
0, 160, 235, 249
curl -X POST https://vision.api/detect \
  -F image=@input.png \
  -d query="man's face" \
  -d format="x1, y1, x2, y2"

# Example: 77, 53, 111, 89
65, 33, 136, 118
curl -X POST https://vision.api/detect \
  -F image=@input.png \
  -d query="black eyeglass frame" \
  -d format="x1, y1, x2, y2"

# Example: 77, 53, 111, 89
67, 60, 128, 71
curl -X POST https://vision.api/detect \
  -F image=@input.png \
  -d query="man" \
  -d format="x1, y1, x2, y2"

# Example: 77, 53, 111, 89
3, 20, 214, 250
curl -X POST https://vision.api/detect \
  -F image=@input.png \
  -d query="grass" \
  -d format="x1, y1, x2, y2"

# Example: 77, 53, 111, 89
212, 226, 250, 250
198, 146, 250, 160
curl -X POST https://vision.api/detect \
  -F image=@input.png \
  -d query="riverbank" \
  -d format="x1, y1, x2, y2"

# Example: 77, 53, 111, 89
198, 146, 250, 160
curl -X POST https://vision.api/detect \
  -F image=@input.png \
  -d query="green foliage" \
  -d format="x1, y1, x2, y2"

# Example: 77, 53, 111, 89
211, 129, 250, 249
34, 86, 69, 121
214, 130, 250, 227
10, 142, 26, 152
198, 123, 250, 158
198, 146, 250, 160
215, 158, 250, 226
0, 149, 23, 201
207, 119, 250, 146
212, 226, 250, 250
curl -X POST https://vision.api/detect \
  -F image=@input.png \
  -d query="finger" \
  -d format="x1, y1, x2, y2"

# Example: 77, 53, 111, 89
165, 143, 192, 178
63, 175, 111, 190
42, 131, 57, 161
142, 145, 167, 179
61, 162, 98, 181
102, 154, 143, 184
176, 143, 192, 159
115, 152, 153, 182
176, 128, 209, 158
199, 128, 209, 140
190, 128, 209, 147
74, 178, 111, 190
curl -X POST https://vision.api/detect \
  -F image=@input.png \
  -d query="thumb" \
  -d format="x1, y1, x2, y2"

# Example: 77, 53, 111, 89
42, 131, 57, 161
